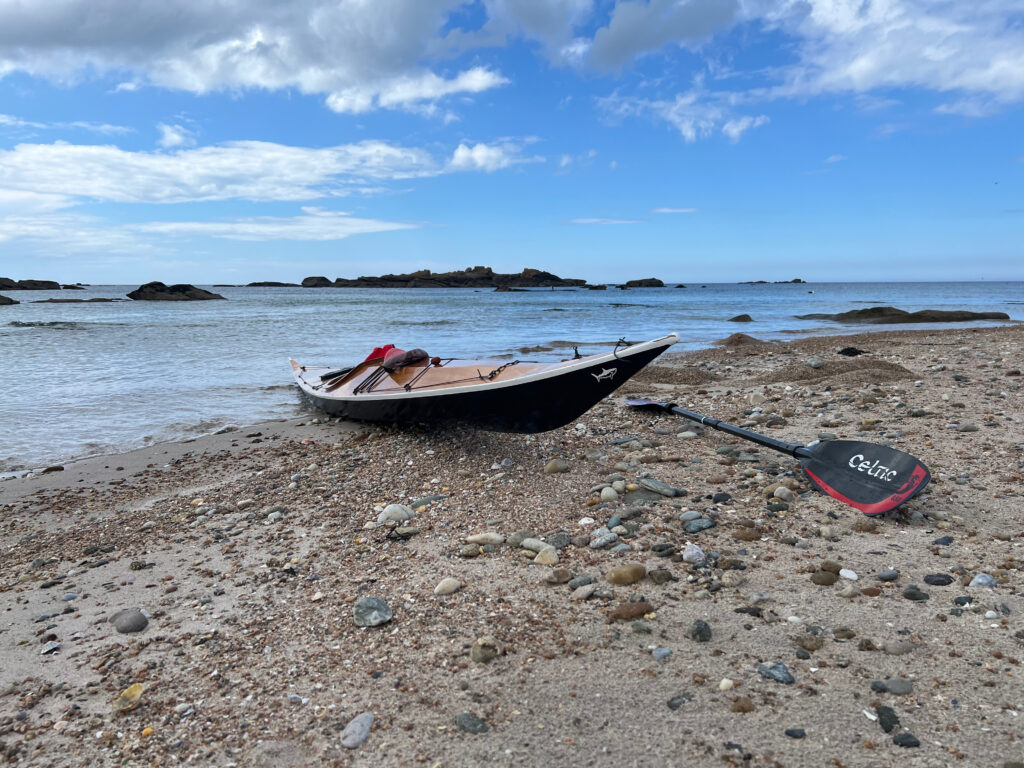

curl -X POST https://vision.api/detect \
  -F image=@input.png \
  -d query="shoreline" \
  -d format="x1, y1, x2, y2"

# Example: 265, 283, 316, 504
2, 324, 1022, 766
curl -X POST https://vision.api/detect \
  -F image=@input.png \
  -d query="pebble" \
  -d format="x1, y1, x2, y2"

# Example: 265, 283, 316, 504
667, 693, 694, 710
652, 647, 672, 661
507, 529, 533, 547
544, 458, 569, 474
923, 573, 953, 586
683, 517, 716, 534
606, 564, 646, 585
680, 510, 702, 522
757, 662, 795, 684
969, 573, 997, 588
773, 487, 797, 502
838, 569, 858, 581
682, 543, 706, 564
340, 712, 374, 748
456, 713, 489, 734
519, 537, 548, 552
533, 546, 559, 565
885, 678, 913, 695
638, 478, 677, 497
110, 608, 149, 634
434, 578, 461, 596
876, 705, 900, 733
877, 569, 900, 582
902, 585, 929, 601
40, 641, 61, 655
600, 487, 619, 503
470, 636, 501, 663
807, 357, 823, 369
933, 535, 953, 546
377, 504, 414, 525
719, 678, 734, 691
784, 728, 805, 739
690, 619, 712, 642
61, 592, 77, 601
811, 571, 838, 586
571, 584, 597, 601
353, 597, 392, 627
465, 532, 504, 545
893, 733, 920, 748
544, 568, 572, 584
590, 532, 619, 549
567, 575, 594, 590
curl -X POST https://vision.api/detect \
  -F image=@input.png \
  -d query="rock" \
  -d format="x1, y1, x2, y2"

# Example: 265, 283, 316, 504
648, 569, 676, 585
731, 696, 755, 713
434, 578, 461, 596
682, 543, 706, 564
519, 537, 548, 552
544, 568, 572, 584
795, 306, 1010, 324
459, 544, 480, 558
600, 486, 619, 503
885, 678, 913, 695
784, 728, 806, 739
933, 535, 953, 546
884, 639, 916, 655
470, 636, 501, 663
893, 733, 920, 748
126, 282, 225, 301
923, 573, 953, 586
567, 575, 594, 590
465, 532, 504, 545
544, 458, 569, 474
876, 705, 900, 733
330, 266, 586, 289
811, 571, 838, 586
902, 585, 929, 602
773, 487, 797, 502
806, 358, 824, 369
970, 573, 997, 588
638, 478, 677, 497
340, 712, 374, 748
690, 619, 712, 642
40, 641, 61, 655
377, 504, 414, 525
667, 694, 693, 710
606, 601, 653, 621
456, 713, 489, 734
0, 294, 18, 305
353, 597, 392, 627
877, 569, 900, 582
507, 530, 533, 547
533, 546, 559, 565
652, 647, 672, 661
589, 532, 619, 549
571, 584, 597, 601
839, 569, 858, 581
624, 277, 665, 287
110, 608, 149, 634
757, 662, 794, 684
301, 276, 333, 287
728, 314, 753, 322
683, 517, 716, 534
606, 563, 646, 585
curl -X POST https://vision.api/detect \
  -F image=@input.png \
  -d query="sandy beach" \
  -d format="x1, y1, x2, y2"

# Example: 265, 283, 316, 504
2, 324, 1022, 768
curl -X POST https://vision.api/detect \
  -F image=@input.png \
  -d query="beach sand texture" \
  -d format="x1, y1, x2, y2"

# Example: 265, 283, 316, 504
1, 325, 1022, 767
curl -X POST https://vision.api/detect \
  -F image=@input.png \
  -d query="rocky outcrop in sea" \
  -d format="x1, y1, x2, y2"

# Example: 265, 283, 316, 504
796, 306, 1010, 323
302, 266, 586, 289
126, 282, 226, 301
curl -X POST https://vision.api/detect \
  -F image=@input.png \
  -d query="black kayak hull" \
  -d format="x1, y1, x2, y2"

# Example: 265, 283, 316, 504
295, 337, 675, 433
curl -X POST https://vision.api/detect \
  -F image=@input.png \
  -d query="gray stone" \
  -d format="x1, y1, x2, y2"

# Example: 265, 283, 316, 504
884, 678, 913, 695
507, 529, 533, 548
877, 569, 900, 582
679, 510, 702, 522
639, 478, 677, 497
893, 733, 920, 748
682, 543, 706, 564
340, 712, 374, 748
40, 641, 61, 655
544, 458, 569, 474
876, 705, 900, 733
456, 713, 489, 734
690, 619, 712, 642
683, 517, 716, 534
970, 573, 997, 588
110, 608, 149, 634
757, 662, 795, 684
377, 504, 414, 525
807, 358, 824, 369
353, 597, 392, 627
902, 585, 929, 601
652, 647, 672, 661
567, 575, 594, 590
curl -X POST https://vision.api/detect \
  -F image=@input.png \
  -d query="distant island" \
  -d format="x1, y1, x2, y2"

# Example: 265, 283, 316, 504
300, 266, 586, 289
739, 278, 806, 284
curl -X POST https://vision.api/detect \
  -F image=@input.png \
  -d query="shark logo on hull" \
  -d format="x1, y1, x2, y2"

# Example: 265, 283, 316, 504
591, 367, 617, 382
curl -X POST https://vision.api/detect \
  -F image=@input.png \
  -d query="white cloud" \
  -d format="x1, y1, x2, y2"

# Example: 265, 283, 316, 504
326, 67, 509, 114
652, 207, 696, 213
0, 112, 129, 134
722, 114, 769, 142
157, 123, 196, 148
448, 141, 540, 172
825, 154, 845, 163
570, 217, 638, 224
135, 208, 413, 241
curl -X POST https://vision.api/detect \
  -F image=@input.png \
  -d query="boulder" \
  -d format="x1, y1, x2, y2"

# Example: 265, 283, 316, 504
624, 278, 665, 288
587, 284, 607, 290
728, 314, 753, 322
0, 277, 17, 290
126, 282, 226, 301
795, 306, 1009, 324
0, 294, 18, 305
15, 279, 60, 290
301, 276, 333, 287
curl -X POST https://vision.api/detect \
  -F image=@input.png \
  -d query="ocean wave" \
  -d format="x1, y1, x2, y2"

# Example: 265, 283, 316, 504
390, 319, 457, 326
6, 320, 82, 329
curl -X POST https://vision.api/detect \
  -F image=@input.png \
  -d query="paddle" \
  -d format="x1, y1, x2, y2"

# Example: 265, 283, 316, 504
626, 398, 930, 516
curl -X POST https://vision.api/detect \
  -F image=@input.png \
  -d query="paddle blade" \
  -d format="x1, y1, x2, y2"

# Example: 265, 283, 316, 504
799, 440, 930, 516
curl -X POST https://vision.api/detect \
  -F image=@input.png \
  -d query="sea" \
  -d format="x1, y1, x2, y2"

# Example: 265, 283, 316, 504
1, 281, 1021, 471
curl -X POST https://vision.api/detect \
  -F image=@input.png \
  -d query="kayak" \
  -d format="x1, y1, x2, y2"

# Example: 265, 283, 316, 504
290, 333, 678, 433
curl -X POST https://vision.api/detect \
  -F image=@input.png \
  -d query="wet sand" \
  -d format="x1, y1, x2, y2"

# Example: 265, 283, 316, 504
1, 325, 1022, 767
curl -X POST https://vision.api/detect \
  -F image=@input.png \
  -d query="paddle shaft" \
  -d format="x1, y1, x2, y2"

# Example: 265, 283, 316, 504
660, 404, 812, 459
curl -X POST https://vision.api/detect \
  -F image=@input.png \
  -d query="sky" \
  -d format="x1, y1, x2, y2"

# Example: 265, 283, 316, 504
0, 0, 1022, 285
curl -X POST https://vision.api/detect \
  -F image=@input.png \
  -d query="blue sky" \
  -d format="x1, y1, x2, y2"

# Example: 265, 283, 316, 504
0, 0, 1021, 284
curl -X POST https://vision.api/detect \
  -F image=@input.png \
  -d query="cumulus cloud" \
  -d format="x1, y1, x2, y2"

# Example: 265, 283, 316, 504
157, 123, 196, 148
448, 141, 540, 172
588, 0, 739, 70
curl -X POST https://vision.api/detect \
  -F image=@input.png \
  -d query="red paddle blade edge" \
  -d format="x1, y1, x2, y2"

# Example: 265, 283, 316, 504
800, 440, 930, 516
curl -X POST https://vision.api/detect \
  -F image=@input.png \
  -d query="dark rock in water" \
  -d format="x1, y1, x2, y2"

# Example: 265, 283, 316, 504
675, 284, 687, 288
493, 285, 527, 292
127, 282, 225, 301
624, 277, 665, 288
110, 608, 149, 633
837, 347, 866, 356
61, 284, 85, 289
795, 306, 1009, 324
0, 294, 18, 305
587, 284, 607, 290
330, 266, 586, 289
353, 597, 392, 627
248, 281, 300, 287
302, 276, 333, 287
758, 662, 795, 684
0, 277, 16, 289
893, 733, 920, 748
456, 713, 489, 734
876, 705, 900, 733
14, 279, 61, 290
32, 298, 124, 303
924, 573, 954, 586
728, 314, 753, 322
